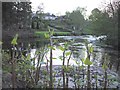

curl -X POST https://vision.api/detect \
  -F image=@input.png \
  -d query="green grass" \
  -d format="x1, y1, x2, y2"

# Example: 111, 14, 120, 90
35, 31, 71, 37
83, 29, 95, 35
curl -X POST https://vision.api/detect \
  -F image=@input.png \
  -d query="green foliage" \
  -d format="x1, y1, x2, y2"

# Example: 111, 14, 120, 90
84, 57, 93, 65
49, 46, 55, 50
65, 51, 71, 56
59, 56, 63, 60
44, 33, 50, 39
26, 54, 31, 61
66, 7, 85, 29
35, 31, 71, 37
102, 63, 108, 70
11, 34, 18, 45
2, 51, 11, 72
58, 46, 65, 51
88, 8, 111, 35
87, 2, 119, 48
102, 53, 110, 70
52, 58, 57, 60
2, 2, 32, 30
88, 45, 93, 53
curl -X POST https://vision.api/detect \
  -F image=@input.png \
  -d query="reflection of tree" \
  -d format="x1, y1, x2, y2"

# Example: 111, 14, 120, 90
107, 52, 119, 71
100, 48, 119, 71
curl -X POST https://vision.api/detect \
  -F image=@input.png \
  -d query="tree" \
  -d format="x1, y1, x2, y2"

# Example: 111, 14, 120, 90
88, 8, 111, 35
65, 7, 86, 33
87, 0, 119, 49
2, 2, 32, 30
105, 0, 119, 49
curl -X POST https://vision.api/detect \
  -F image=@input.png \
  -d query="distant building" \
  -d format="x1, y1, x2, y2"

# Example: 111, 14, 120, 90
55, 15, 66, 21
42, 13, 57, 20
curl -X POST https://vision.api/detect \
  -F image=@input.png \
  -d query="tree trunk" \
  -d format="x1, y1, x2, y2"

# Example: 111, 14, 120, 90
35, 54, 41, 84
104, 70, 107, 90
63, 51, 65, 88
66, 52, 72, 88
49, 37, 53, 88
87, 65, 91, 90
86, 44, 91, 90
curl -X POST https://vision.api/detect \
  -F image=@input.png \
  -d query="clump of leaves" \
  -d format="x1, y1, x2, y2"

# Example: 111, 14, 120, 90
11, 34, 18, 45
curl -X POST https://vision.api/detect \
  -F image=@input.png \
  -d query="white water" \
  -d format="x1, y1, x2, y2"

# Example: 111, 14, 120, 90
30, 35, 108, 67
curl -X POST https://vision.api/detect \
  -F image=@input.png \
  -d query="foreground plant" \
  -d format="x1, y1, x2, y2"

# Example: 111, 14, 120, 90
58, 42, 68, 88
58, 41, 72, 88
102, 53, 110, 90
84, 40, 93, 89
44, 27, 54, 88
11, 34, 18, 89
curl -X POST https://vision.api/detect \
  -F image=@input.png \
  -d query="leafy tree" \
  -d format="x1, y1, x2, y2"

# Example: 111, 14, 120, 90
65, 7, 86, 33
105, 0, 119, 49
87, 3, 119, 49
88, 8, 111, 35
2, 2, 32, 30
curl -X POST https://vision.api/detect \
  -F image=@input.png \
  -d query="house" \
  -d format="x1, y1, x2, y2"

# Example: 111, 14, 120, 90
42, 13, 57, 20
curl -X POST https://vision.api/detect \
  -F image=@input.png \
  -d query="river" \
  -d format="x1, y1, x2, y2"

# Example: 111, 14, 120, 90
3, 34, 120, 88
31, 35, 119, 72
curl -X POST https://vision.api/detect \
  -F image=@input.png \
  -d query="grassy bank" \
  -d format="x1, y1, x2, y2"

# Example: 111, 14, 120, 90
35, 31, 71, 37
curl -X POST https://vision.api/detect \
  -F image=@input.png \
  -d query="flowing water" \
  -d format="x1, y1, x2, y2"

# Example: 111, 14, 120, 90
31, 35, 119, 72
3, 34, 120, 88
31, 35, 120, 88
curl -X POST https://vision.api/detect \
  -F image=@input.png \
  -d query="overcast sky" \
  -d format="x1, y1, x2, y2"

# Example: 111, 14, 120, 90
30, 0, 111, 16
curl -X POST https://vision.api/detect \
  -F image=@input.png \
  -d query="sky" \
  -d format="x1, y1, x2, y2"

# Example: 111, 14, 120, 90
30, 0, 111, 16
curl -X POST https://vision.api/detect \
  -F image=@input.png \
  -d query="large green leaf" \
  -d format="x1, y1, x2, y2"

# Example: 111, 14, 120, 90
58, 46, 65, 51
102, 63, 108, 70
11, 39, 17, 45
89, 46, 93, 53
51, 46, 55, 50
44, 33, 50, 39
65, 51, 71, 56
79, 65, 84, 70
64, 42, 69, 49
26, 54, 31, 61
48, 46, 55, 50
11, 34, 18, 45
84, 57, 92, 65
22, 54, 25, 60
51, 29, 54, 36
52, 58, 57, 60
81, 58, 85, 62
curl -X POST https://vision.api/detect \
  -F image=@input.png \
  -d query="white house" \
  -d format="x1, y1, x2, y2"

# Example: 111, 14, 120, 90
42, 13, 57, 20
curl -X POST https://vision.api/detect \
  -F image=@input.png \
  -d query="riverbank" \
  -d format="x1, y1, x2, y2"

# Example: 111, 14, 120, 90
35, 31, 71, 37
2, 29, 72, 49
